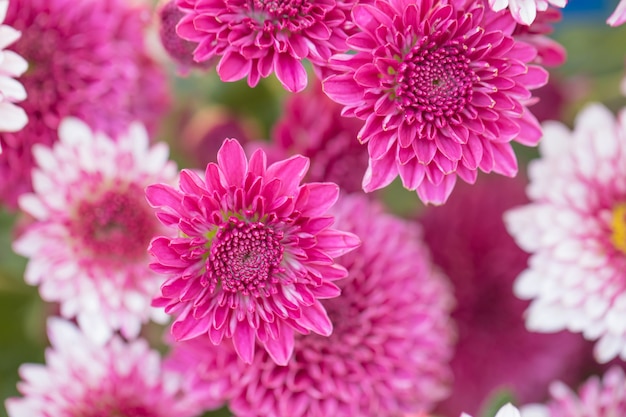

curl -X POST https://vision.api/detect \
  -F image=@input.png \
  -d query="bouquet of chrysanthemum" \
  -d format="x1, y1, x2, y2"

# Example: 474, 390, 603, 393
2, 0, 626, 417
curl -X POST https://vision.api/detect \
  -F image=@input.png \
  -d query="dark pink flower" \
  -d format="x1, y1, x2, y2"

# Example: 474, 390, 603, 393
419, 175, 593, 417
175, 0, 354, 92
268, 82, 369, 193
157, 0, 211, 73
170, 194, 455, 417
5, 318, 200, 417
323, 0, 548, 204
0, 0, 170, 208
146, 139, 360, 365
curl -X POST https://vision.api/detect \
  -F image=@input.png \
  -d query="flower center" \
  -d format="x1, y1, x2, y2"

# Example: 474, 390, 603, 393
209, 217, 285, 296
611, 202, 626, 254
396, 40, 477, 120
251, 0, 313, 31
70, 186, 158, 263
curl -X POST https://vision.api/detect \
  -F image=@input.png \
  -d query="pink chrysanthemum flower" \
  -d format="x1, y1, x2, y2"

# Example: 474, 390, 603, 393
608, 0, 626, 26
146, 139, 360, 365
169, 194, 454, 417
0, 0, 27, 140
175, 0, 353, 92
266, 82, 369, 193
505, 103, 626, 364
5, 318, 200, 417
488, 0, 566, 26
0, 0, 170, 208
525, 366, 626, 417
420, 176, 592, 417
13, 117, 177, 344
323, 0, 547, 204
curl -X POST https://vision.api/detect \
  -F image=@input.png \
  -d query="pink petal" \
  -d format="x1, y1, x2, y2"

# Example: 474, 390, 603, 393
323, 73, 363, 105
217, 51, 252, 82
217, 139, 248, 187
274, 53, 307, 92
263, 325, 294, 365
233, 321, 256, 364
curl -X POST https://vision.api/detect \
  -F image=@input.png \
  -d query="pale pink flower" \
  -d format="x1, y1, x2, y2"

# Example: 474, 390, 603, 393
146, 139, 360, 365
0, 0, 27, 139
5, 318, 199, 417
488, 0, 567, 26
0, 0, 170, 208
170, 194, 454, 417
175, 0, 354, 92
421, 176, 592, 417
13, 117, 177, 344
526, 367, 626, 417
323, 0, 547, 204
608, 0, 626, 26
505, 103, 626, 363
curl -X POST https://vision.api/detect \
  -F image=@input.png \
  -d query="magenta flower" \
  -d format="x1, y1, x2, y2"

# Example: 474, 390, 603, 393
527, 367, 626, 417
420, 175, 593, 417
175, 0, 353, 92
13, 117, 177, 344
488, 0, 566, 26
323, 0, 547, 204
268, 82, 369, 193
157, 0, 211, 73
0, 0, 27, 138
168, 194, 454, 417
608, 0, 626, 26
5, 318, 200, 417
505, 103, 626, 363
146, 139, 360, 365
0, 0, 170, 208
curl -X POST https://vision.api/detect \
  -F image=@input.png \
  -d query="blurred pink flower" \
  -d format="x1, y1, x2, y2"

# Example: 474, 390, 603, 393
172, 194, 454, 417
0, 0, 27, 139
175, 0, 353, 92
5, 318, 199, 417
13, 117, 177, 344
462, 403, 522, 417
146, 139, 360, 365
528, 366, 626, 417
0, 0, 170, 208
157, 0, 211, 73
488, 0, 566, 26
267, 82, 369, 193
179, 106, 260, 168
323, 0, 547, 204
421, 175, 592, 417
505, 103, 626, 363
608, 0, 626, 26
164, 336, 242, 412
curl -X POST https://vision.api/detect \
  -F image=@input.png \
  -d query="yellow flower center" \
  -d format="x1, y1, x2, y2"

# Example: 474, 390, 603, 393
611, 202, 626, 254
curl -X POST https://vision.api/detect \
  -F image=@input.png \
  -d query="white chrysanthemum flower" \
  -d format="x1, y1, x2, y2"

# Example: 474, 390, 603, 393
505, 103, 626, 363
0, 0, 27, 139
5, 318, 201, 417
13, 117, 177, 344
